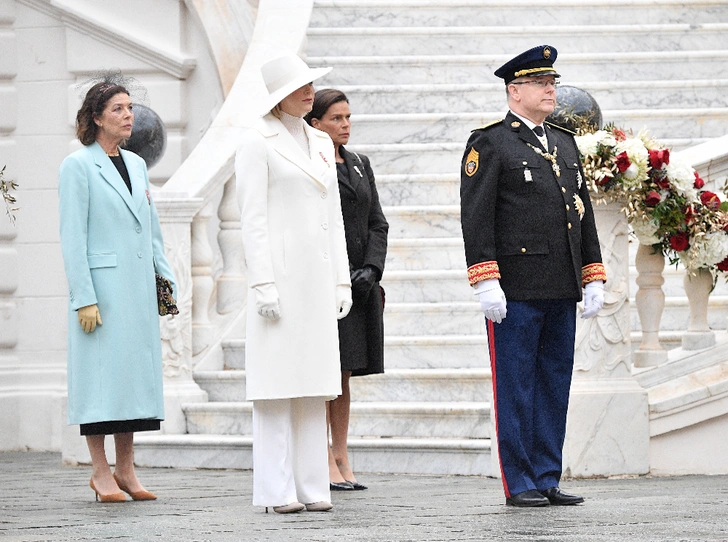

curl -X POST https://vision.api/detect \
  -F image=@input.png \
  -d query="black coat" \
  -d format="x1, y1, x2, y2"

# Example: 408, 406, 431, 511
337, 146, 389, 376
460, 111, 605, 301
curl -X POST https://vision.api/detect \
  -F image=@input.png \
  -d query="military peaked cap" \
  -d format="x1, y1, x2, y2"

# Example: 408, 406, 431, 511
494, 45, 560, 84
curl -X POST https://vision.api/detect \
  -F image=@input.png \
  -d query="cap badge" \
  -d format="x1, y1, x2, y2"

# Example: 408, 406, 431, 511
464, 147, 480, 177
543, 47, 551, 59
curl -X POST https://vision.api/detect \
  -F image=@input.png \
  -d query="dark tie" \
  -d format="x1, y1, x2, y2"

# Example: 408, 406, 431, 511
533, 125, 544, 137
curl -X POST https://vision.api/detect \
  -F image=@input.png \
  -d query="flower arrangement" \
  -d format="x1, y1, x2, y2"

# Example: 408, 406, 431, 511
575, 124, 728, 276
1, 165, 19, 226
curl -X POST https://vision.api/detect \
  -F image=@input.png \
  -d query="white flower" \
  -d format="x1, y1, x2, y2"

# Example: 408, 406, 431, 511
615, 137, 649, 187
630, 215, 661, 245
575, 130, 615, 157
679, 231, 728, 270
664, 156, 698, 201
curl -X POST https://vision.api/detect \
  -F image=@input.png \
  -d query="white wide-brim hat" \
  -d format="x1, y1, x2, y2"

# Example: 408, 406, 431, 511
260, 54, 332, 114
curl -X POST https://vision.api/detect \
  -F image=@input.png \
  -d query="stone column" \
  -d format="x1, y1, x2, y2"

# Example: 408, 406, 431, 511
564, 202, 650, 477
633, 243, 668, 367
153, 196, 208, 433
681, 267, 716, 350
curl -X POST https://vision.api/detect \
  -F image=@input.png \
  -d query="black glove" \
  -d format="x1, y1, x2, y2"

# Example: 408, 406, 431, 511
350, 266, 377, 299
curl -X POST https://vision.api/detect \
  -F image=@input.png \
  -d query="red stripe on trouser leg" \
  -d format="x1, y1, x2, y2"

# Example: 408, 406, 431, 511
487, 318, 511, 498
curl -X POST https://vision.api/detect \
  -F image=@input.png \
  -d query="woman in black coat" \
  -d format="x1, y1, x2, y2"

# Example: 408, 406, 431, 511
306, 89, 388, 490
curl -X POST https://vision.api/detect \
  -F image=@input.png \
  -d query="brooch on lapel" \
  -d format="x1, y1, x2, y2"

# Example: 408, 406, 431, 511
353, 165, 363, 178
146, 189, 151, 205
319, 152, 330, 168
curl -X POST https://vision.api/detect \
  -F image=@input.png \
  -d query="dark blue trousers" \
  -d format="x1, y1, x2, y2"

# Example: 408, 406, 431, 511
487, 299, 576, 497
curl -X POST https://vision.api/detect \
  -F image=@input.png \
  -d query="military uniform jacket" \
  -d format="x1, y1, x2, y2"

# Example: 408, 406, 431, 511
460, 111, 606, 301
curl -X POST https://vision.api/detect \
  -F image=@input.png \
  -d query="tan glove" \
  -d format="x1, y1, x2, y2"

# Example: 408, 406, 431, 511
78, 304, 102, 333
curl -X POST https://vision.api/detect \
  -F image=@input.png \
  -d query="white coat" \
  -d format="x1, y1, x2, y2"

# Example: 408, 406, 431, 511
58, 142, 176, 425
235, 113, 349, 401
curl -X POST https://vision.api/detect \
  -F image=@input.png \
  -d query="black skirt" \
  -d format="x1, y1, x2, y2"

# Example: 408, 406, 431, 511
80, 419, 161, 436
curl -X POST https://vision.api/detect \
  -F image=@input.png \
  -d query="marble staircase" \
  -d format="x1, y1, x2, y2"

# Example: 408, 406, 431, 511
135, 0, 728, 475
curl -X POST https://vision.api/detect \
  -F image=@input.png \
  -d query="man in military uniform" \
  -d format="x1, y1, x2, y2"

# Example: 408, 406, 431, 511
460, 45, 606, 507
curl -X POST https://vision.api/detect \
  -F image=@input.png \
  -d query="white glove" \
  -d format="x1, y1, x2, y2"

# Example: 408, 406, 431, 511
582, 280, 604, 319
253, 283, 280, 320
474, 279, 507, 324
336, 284, 352, 320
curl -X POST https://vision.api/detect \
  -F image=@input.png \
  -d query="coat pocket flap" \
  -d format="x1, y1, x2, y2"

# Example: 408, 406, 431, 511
88, 253, 118, 269
499, 235, 549, 256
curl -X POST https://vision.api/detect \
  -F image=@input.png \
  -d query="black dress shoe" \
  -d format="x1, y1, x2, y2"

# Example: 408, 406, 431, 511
539, 487, 584, 505
330, 481, 355, 491
505, 489, 550, 507
346, 480, 368, 490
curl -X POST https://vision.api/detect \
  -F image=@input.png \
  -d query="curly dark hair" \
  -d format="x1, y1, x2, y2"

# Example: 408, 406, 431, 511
304, 88, 349, 126
75, 82, 130, 146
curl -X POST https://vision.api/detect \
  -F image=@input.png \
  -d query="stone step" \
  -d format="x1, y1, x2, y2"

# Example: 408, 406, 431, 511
134, 434, 493, 476
384, 302, 485, 335
382, 269, 471, 303
354, 368, 491, 401
384, 335, 490, 368
349, 143, 461, 175
386, 237, 465, 271
310, 0, 728, 28
307, 24, 728, 57
336, 80, 728, 115
377, 173, 459, 207
194, 368, 491, 402
382, 204, 460, 238
630, 295, 728, 332
221, 335, 493, 371
353, 139, 707, 176
312, 50, 728, 85
183, 401, 488, 439
348, 108, 728, 145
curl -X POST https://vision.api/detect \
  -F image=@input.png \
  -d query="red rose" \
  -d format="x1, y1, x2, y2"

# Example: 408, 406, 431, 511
718, 256, 728, 272
648, 149, 670, 169
700, 191, 721, 209
653, 173, 670, 189
615, 151, 631, 173
645, 190, 661, 207
694, 171, 705, 189
613, 128, 627, 141
669, 232, 690, 252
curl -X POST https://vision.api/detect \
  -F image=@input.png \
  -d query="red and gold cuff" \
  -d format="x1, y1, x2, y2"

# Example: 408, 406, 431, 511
582, 262, 607, 286
467, 261, 500, 286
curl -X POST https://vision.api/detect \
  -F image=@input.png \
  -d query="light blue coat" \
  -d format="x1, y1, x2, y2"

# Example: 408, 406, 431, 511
59, 142, 176, 426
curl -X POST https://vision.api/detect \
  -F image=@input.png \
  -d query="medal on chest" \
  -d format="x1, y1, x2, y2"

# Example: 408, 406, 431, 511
526, 143, 560, 177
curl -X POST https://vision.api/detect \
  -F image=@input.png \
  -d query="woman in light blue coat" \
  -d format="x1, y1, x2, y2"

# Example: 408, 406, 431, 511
59, 79, 176, 503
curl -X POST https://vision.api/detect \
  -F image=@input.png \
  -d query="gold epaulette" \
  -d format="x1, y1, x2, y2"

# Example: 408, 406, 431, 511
471, 119, 503, 132
544, 121, 576, 135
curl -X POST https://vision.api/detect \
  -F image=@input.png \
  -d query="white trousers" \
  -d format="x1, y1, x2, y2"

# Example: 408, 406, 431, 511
252, 397, 331, 507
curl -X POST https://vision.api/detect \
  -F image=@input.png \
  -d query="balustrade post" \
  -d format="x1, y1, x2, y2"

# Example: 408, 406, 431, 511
216, 177, 246, 314
153, 196, 208, 434
191, 201, 216, 355
633, 243, 668, 367
564, 202, 649, 477
682, 268, 716, 350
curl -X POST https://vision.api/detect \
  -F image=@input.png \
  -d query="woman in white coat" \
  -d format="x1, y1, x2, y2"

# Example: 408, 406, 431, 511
59, 78, 176, 502
235, 54, 352, 514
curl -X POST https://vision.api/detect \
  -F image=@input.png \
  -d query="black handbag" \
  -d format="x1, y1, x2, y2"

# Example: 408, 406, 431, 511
155, 273, 179, 316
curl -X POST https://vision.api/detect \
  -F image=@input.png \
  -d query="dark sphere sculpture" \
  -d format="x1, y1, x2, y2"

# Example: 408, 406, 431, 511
121, 104, 166, 169
547, 86, 603, 133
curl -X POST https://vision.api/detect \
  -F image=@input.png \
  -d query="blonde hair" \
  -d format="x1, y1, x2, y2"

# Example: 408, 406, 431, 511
270, 104, 282, 118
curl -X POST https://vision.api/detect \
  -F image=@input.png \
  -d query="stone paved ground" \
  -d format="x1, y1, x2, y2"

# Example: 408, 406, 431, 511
1, 452, 727, 542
